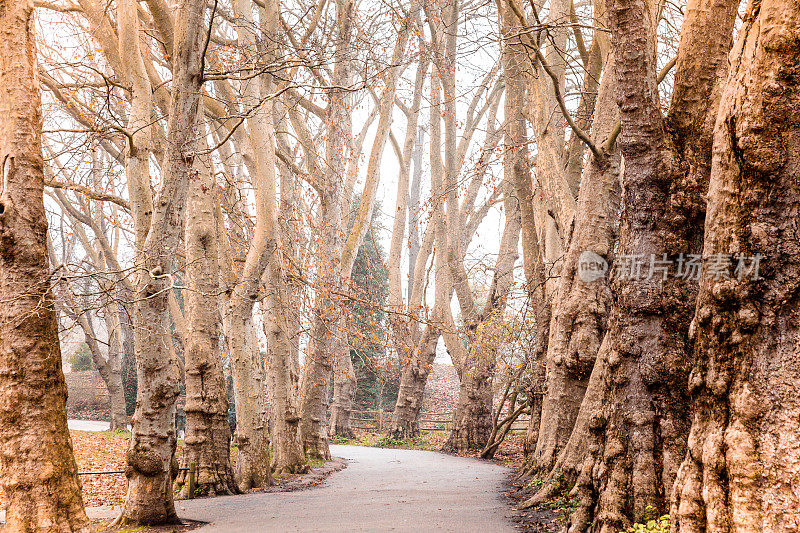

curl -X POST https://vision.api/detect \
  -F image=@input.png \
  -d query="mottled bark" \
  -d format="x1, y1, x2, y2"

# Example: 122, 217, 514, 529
175, 157, 238, 498
672, 1, 800, 530
568, 0, 739, 529
118, 0, 207, 522
0, 0, 90, 527
531, 51, 619, 478
224, 312, 271, 491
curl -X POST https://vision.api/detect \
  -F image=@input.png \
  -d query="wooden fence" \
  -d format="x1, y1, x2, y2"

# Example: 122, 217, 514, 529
349, 409, 530, 434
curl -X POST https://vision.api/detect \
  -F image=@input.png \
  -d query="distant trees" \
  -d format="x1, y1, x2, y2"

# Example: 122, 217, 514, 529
345, 205, 397, 414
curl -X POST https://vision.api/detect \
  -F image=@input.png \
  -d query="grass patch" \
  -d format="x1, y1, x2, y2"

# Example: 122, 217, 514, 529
307, 457, 326, 469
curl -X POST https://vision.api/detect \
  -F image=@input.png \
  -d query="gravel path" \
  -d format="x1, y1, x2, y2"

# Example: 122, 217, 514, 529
179, 444, 517, 532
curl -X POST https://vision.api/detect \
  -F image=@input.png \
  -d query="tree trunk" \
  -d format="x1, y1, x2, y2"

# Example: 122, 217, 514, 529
406, 126, 425, 303
530, 51, 619, 478
520, 333, 611, 508
224, 312, 271, 491
103, 308, 130, 431
0, 0, 90, 527
223, 0, 282, 488
495, 0, 553, 462
444, 347, 496, 451
176, 157, 238, 498
568, 0, 739, 528
298, 207, 340, 457
445, 177, 521, 452
106, 374, 129, 432
81, 312, 128, 432
672, 1, 800, 530
387, 326, 441, 439
118, 0, 207, 521
298, 0, 353, 458
263, 263, 307, 474
329, 333, 357, 439
268, 107, 308, 475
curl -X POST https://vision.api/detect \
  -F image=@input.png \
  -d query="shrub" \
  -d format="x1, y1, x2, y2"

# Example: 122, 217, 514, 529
70, 343, 96, 371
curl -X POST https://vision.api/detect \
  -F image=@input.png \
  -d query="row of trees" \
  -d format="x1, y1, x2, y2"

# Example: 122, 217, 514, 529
0, 0, 798, 530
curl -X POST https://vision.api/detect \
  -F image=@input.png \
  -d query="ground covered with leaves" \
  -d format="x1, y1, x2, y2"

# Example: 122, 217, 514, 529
71, 430, 131, 506
63, 430, 336, 508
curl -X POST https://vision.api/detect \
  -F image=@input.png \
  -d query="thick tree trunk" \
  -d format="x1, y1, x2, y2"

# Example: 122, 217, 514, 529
0, 0, 90, 527
521, 333, 611, 508
298, 230, 338, 458
387, 326, 441, 439
530, 52, 619, 478
672, 2, 800, 530
176, 159, 238, 498
568, 0, 739, 529
118, 0, 206, 522
224, 312, 271, 490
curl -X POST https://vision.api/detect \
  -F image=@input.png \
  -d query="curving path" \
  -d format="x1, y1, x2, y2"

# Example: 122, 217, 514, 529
179, 444, 517, 532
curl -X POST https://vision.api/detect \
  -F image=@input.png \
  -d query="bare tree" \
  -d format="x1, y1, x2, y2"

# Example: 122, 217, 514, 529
116, 0, 209, 522
0, 0, 89, 527
566, 0, 739, 528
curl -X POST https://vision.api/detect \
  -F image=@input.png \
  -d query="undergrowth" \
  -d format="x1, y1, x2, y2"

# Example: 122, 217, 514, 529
622, 506, 670, 533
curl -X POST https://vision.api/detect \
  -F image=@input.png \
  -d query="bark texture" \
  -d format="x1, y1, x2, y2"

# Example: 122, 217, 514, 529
527, 5, 616, 478
0, 0, 90, 528
119, 0, 207, 522
672, 1, 800, 530
568, 0, 739, 529
530, 55, 618, 479
176, 159, 238, 498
